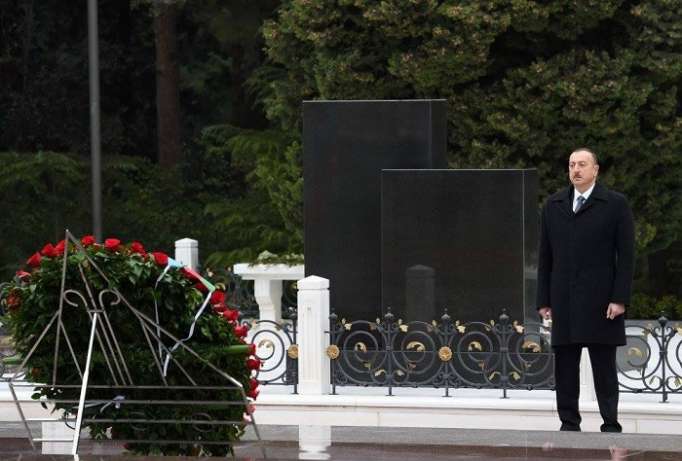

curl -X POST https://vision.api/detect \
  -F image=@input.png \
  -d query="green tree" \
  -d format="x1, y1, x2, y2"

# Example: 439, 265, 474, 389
0, 0, 157, 156
155, 0, 183, 167
0, 0, 278, 161
258, 0, 682, 297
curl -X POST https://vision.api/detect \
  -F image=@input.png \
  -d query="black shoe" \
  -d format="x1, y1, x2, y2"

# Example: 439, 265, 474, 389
600, 423, 622, 433
560, 424, 581, 431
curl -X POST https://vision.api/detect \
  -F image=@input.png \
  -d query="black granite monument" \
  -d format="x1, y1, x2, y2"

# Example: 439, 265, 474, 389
381, 169, 538, 323
303, 100, 447, 320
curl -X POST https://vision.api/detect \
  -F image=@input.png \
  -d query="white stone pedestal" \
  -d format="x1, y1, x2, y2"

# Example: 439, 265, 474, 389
233, 263, 304, 322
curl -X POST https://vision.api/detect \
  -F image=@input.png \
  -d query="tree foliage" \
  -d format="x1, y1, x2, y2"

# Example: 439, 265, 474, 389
0, 0, 278, 158
259, 0, 682, 299
0, 151, 262, 281
1, 1, 680, 311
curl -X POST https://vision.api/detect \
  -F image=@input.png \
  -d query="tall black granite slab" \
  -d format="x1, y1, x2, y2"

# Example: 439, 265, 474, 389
381, 169, 538, 323
304, 100, 447, 320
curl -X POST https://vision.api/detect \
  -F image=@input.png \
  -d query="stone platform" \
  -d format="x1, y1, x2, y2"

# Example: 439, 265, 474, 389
253, 386, 682, 435
1, 425, 682, 460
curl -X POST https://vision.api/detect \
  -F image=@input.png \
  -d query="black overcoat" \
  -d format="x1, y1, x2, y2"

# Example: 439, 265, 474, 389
536, 183, 635, 346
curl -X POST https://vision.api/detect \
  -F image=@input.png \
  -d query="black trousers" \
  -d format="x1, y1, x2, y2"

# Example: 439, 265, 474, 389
553, 344, 622, 432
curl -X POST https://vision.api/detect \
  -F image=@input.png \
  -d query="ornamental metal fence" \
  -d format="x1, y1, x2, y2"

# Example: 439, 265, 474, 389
218, 271, 299, 390
243, 307, 298, 392
328, 308, 554, 398
327, 308, 682, 402
618, 316, 682, 402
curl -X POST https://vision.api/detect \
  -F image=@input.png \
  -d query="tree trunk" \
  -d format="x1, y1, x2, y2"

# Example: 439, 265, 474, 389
21, 0, 34, 91
154, 1, 181, 168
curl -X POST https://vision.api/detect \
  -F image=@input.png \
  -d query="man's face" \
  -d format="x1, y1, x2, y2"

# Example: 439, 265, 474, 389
568, 150, 598, 190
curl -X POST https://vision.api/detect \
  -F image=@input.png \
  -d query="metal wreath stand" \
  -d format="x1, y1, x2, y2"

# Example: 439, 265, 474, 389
6, 230, 265, 458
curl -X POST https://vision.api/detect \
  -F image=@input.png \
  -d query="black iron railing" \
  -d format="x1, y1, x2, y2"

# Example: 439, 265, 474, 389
327, 308, 682, 401
328, 308, 554, 397
618, 315, 682, 402
246, 306, 298, 392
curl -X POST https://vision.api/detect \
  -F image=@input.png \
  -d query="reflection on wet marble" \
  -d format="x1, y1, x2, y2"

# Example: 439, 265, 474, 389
1, 425, 682, 461
0, 444, 681, 461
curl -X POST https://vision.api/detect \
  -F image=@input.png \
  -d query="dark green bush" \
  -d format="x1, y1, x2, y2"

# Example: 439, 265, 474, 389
627, 293, 682, 320
0, 144, 300, 282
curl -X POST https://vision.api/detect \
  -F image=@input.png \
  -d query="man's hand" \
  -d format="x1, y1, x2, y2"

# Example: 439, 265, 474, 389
538, 306, 552, 320
606, 303, 625, 320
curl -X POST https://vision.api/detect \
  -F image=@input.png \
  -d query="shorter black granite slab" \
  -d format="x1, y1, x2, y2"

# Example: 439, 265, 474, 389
381, 169, 538, 323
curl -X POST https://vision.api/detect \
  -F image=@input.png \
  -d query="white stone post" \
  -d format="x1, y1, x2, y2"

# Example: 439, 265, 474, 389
579, 348, 597, 402
297, 276, 331, 395
175, 238, 198, 270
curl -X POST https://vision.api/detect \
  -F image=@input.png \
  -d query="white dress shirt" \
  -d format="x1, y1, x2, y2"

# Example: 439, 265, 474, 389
573, 182, 595, 212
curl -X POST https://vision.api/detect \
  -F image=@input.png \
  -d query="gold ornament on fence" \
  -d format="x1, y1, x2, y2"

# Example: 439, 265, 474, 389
287, 344, 299, 359
406, 341, 425, 352
522, 340, 541, 353
326, 344, 340, 360
438, 346, 453, 362
627, 347, 643, 358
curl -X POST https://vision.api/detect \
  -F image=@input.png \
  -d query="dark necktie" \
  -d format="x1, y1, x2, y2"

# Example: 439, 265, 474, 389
574, 195, 586, 213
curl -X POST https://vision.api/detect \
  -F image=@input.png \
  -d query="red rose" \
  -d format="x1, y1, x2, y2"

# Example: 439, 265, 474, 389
194, 282, 208, 293
130, 241, 145, 255
26, 252, 42, 268
234, 325, 248, 338
249, 378, 259, 391
54, 240, 66, 256
221, 308, 239, 322
6, 293, 21, 312
41, 243, 58, 258
248, 343, 257, 356
15, 270, 31, 280
152, 252, 169, 266
81, 235, 96, 246
104, 238, 121, 252
210, 290, 225, 306
213, 303, 227, 313
246, 358, 261, 370
246, 387, 260, 399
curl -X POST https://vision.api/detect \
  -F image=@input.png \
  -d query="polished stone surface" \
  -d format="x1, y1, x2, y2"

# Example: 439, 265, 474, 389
243, 425, 682, 451
2, 425, 682, 460
381, 169, 538, 322
303, 100, 447, 320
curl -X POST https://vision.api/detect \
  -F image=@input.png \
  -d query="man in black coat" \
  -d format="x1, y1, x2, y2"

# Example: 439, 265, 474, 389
537, 148, 635, 432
